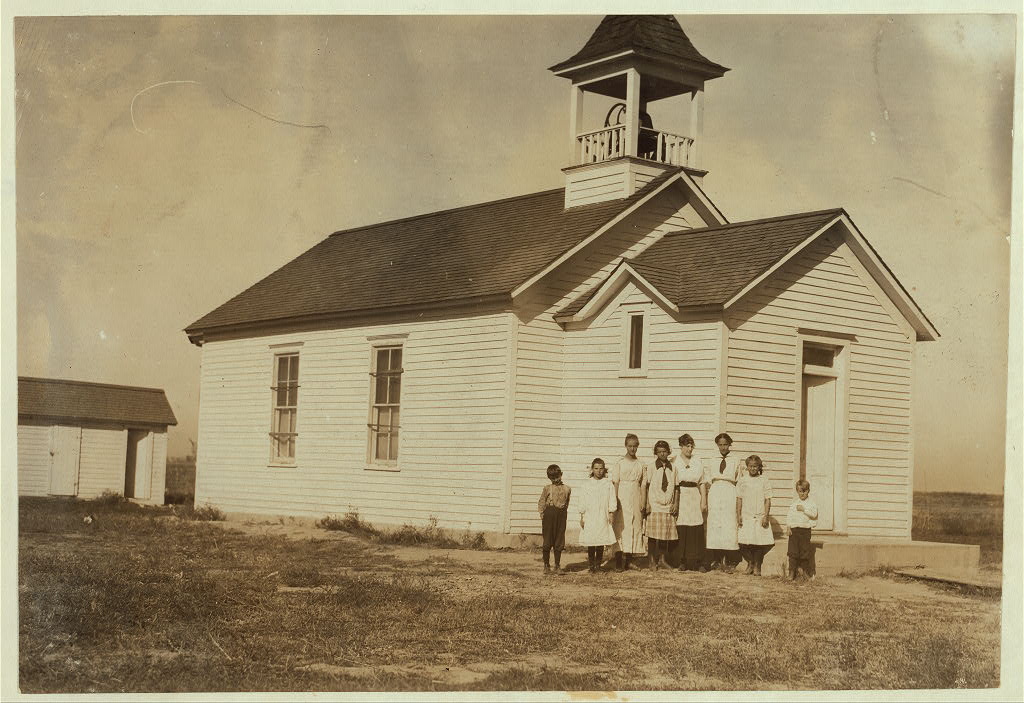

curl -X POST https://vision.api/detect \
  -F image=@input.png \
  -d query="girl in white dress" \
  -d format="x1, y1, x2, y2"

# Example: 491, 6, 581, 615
611, 434, 648, 571
578, 458, 617, 573
737, 455, 774, 576
704, 432, 743, 572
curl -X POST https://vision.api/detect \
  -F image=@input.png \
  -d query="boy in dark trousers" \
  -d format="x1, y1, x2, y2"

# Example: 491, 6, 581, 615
538, 464, 571, 575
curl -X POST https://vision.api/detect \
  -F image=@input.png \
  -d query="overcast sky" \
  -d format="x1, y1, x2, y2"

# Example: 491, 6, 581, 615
11, 12, 1017, 493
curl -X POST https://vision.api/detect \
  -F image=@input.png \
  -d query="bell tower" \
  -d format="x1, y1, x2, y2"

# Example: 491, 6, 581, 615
550, 15, 728, 208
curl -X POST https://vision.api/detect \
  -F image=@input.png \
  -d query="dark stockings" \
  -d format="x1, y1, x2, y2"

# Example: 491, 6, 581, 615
587, 546, 604, 572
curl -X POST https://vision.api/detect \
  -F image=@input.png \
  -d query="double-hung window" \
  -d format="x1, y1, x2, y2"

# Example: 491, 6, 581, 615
270, 352, 299, 463
369, 345, 402, 464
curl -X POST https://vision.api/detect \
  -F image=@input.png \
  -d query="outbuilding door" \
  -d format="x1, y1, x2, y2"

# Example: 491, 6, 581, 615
49, 425, 81, 495
125, 430, 153, 500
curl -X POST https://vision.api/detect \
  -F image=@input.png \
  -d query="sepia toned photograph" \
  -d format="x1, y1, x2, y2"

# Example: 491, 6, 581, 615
5, 5, 1020, 699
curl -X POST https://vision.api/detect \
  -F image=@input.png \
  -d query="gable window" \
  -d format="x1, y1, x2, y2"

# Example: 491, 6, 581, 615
620, 308, 649, 377
270, 352, 299, 463
369, 345, 403, 465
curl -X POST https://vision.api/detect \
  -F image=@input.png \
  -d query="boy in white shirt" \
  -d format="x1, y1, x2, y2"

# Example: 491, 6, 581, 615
785, 479, 818, 580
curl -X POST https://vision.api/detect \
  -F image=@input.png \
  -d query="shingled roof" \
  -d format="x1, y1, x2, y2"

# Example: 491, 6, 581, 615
18, 377, 178, 427
558, 209, 845, 316
186, 169, 681, 340
549, 15, 728, 76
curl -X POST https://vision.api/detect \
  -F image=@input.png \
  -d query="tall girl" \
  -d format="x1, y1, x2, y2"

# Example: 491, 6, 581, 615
737, 455, 774, 575
704, 432, 743, 572
578, 458, 617, 573
611, 434, 648, 571
644, 440, 678, 571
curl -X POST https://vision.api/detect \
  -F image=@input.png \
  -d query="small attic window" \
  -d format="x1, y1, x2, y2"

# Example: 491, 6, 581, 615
621, 308, 649, 377
628, 315, 644, 369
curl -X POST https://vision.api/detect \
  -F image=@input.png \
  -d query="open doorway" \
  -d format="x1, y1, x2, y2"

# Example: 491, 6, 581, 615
799, 340, 848, 532
124, 430, 153, 500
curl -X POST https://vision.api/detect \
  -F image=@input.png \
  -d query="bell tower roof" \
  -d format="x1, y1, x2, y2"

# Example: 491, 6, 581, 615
549, 15, 728, 83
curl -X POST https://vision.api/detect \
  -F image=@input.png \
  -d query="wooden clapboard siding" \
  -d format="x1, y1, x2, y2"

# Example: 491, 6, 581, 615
558, 284, 721, 517
77, 426, 128, 498
725, 230, 914, 537
566, 169, 627, 207
508, 186, 712, 532
195, 311, 509, 530
17, 421, 51, 496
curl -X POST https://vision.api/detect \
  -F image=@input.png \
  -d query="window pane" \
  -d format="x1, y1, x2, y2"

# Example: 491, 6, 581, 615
390, 407, 400, 430
375, 375, 388, 404
277, 386, 288, 406
377, 348, 389, 372
629, 315, 644, 369
389, 432, 399, 460
289, 410, 297, 434
377, 407, 390, 428
289, 356, 300, 382
804, 344, 834, 367
287, 385, 298, 407
390, 348, 402, 371
278, 356, 289, 383
389, 375, 401, 403
286, 437, 294, 459
376, 432, 389, 460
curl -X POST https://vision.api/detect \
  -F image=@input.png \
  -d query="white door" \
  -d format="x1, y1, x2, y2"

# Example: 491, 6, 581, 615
126, 430, 153, 500
49, 425, 81, 495
801, 375, 836, 530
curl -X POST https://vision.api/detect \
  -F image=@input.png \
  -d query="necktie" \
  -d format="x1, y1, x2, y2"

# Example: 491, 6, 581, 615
720, 458, 726, 474
661, 466, 668, 492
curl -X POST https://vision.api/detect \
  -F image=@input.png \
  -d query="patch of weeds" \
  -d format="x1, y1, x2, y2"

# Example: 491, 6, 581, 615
163, 491, 193, 505
187, 504, 227, 521
316, 511, 381, 538
317, 512, 488, 551
328, 572, 438, 612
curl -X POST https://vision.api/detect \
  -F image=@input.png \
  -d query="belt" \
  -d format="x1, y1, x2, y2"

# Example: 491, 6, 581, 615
679, 481, 700, 488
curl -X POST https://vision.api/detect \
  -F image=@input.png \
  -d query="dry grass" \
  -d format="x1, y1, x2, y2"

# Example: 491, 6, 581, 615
18, 494, 1002, 693
912, 492, 1003, 567
317, 511, 487, 550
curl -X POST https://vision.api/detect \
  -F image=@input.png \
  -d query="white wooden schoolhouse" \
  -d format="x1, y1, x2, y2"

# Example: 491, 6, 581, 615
17, 377, 177, 504
186, 16, 938, 542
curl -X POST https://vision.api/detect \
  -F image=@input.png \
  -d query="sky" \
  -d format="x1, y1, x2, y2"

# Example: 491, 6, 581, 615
10, 11, 1018, 494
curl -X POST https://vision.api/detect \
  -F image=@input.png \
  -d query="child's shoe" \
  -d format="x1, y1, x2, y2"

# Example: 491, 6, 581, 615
753, 563, 762, 576
744, 562, 754, 575
543, 565, 551, 575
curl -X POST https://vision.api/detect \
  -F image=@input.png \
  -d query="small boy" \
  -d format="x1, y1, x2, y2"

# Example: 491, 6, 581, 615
785, 479, 818, 580
538, 464, 571, 575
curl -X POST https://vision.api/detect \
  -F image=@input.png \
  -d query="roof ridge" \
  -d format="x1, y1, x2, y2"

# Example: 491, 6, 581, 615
661, 207, 845, 239
18, 376, 168, 394
328, 187, 565, 239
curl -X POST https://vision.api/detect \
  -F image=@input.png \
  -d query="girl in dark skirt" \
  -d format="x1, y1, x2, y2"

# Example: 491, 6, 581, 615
785, 479, 818, 579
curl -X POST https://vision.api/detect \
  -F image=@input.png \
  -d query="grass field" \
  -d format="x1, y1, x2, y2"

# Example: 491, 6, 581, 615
912, 492, 1003, 568
17, 493, 1002, 693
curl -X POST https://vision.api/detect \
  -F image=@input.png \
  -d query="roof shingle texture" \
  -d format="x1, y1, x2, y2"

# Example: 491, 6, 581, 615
559, 209, 844, 316
186, 169, 680, 334
549, 15, 727, 75
18, 377, 178, 427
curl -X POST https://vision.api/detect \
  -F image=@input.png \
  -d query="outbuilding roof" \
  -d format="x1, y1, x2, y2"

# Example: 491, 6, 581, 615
186, 169, 681, 341
18, 377, 178, 427
557, 209, 846, 316
549, 15, 728, 76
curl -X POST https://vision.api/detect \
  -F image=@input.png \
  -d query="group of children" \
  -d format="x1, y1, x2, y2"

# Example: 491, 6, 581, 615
537, 432, 819, 579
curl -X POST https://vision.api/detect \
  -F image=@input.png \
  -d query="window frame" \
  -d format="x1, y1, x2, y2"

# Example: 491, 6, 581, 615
268, 347, 301, 466
619, 306, 650, 378
366, 340, 405, 470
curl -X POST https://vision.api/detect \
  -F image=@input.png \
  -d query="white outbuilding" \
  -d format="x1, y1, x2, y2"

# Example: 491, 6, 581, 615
17, 377, 177, 504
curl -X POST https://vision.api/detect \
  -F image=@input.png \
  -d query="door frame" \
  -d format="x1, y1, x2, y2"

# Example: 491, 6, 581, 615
793, 331, 851, 535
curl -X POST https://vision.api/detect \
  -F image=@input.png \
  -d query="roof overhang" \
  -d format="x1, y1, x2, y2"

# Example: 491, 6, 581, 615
554, 260, 677, 324
511, 170, 726, 302
723, 213, 939, 342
